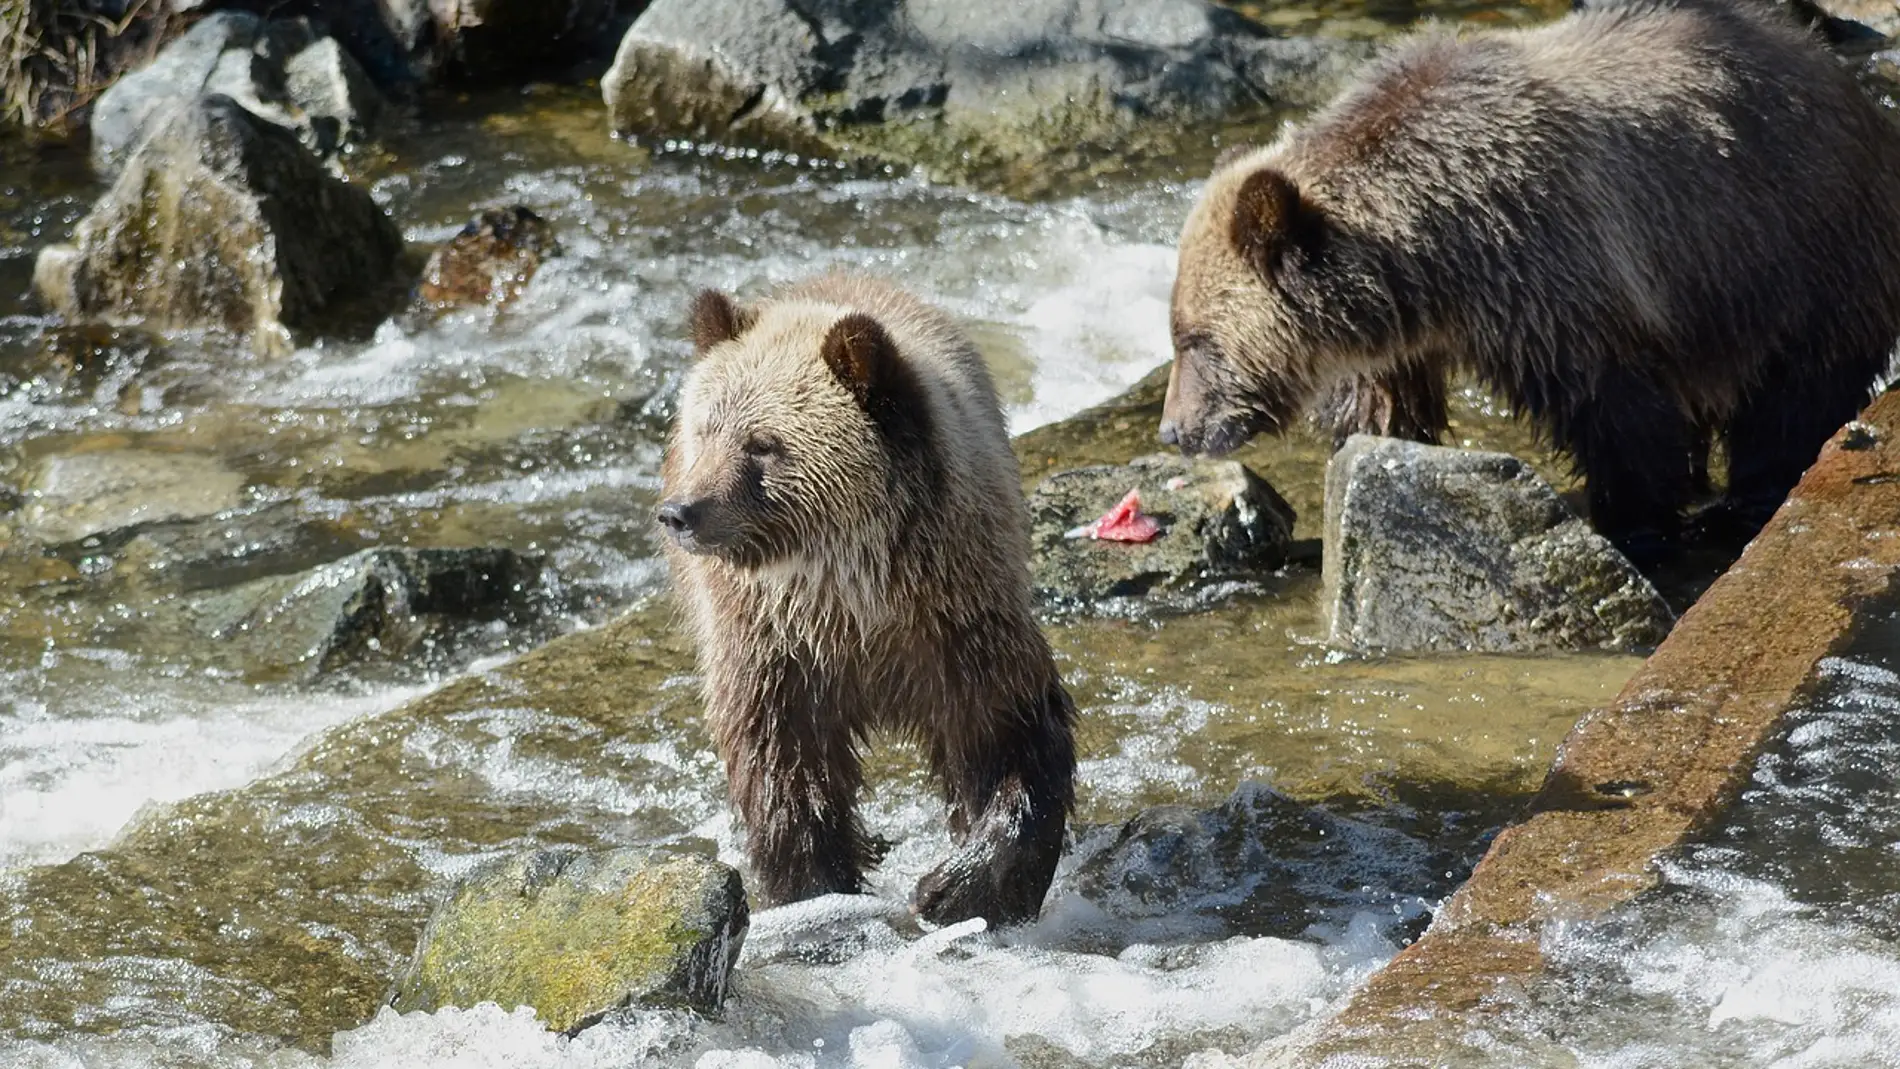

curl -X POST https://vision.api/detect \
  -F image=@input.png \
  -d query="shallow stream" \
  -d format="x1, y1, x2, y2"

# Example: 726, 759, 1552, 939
0, 15, 1891, 1068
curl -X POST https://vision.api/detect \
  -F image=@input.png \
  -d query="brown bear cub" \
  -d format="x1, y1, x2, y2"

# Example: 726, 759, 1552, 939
1163, 0, 1900, 563
657, 273, 1076, 926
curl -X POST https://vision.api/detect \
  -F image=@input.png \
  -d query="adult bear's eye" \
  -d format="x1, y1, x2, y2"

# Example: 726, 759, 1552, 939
743, 434, 784, 459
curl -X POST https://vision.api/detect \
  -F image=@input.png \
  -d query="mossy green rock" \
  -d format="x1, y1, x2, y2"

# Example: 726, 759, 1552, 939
390, 848, 749, 1032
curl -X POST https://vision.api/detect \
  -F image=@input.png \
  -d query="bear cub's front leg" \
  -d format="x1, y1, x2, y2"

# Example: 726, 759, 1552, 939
912, 679, 1076, 927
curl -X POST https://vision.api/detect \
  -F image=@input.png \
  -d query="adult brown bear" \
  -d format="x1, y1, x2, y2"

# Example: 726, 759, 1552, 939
1161, 0, 1900, 562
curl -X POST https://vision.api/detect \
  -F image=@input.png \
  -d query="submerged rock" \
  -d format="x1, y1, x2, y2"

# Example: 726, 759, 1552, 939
34, 94, 406, 354
89, 12, 382, 175
1067, 782, 1443, 942
601, 0, 1364, 191
411, 205, 561, 314
19, 448, 247, 545
390, 848, 749, 1032
184, 546, 544, 680
1323, 435, 1674, 654
1028, 453, 1295, 604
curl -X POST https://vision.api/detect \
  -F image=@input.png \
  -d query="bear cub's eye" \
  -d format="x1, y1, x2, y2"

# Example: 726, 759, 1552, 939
743, 434, 785, 459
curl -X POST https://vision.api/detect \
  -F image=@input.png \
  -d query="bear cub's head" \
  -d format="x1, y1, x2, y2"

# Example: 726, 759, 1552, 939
657, 288, 927, 569
1163, 156, 1397, 456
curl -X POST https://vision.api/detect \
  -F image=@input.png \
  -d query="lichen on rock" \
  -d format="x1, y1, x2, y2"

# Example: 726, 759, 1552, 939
389, 847, 749, 1033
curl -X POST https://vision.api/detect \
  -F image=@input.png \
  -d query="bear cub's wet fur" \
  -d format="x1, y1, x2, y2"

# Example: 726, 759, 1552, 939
1163, 0, 1900, 563
658, 273, 1075, 926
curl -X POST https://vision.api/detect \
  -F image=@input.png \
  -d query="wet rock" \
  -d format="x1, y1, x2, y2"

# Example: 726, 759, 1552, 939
0, 325, 162, 408
1028, 453, 1295, 604
411, 205, 561, 314
601, 0, 1365, 191
34, 94, 406, 354
275, 19, 386, 151
89, 12, 382, 175
390, 847, 748, 1032
19, 448, 247, 545
1067, 782, 1441, 942
1323, 435, 1674, 654
183, 546, 543, 679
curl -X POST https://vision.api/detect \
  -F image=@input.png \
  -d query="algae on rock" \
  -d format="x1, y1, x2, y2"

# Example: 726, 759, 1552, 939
390, 847, 749, 1032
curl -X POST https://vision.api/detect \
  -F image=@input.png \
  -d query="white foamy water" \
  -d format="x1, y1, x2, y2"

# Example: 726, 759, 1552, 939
0, 657, 435, 871
1528, 643, 1900, 1067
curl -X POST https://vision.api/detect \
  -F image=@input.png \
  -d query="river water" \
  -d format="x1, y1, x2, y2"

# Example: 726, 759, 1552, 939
0, 28, 1886, 1069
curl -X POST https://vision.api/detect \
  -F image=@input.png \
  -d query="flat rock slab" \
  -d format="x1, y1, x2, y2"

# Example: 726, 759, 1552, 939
19, 448, 246, 545
34, 94, 406, 355
1323, 435, 1673, 653
390, 848, 748, 1032
1028, 453, 1295, 604
601, 0, 1363, 192
1262, 396, 1900, 1066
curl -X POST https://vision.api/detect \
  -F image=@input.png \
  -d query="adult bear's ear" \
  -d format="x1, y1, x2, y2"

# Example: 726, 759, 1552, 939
820, 312, 898, 407
688, 289, 754, 354
1230, 168, 1327, 281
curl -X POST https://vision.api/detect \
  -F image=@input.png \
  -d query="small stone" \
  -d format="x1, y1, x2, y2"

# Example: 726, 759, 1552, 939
1029, 453, 1295, 604
1840, 419, 1880, 451
1323, 435, 1674, 654
389, 848, 749, 1033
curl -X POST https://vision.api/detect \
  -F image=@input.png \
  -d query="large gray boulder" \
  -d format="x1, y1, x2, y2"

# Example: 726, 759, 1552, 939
1323, 435, 1674, 654
89, 12, 382, 175
34, 94, 406, 355
390, 848, 749, 1033
601, 0, 1365, 191
1028, 453, 1296, 605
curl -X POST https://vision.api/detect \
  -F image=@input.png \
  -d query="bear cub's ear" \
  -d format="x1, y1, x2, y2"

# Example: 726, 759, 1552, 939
689, 289, 755, 354
820, 313, 897, 407
1230, 168, 1327, 280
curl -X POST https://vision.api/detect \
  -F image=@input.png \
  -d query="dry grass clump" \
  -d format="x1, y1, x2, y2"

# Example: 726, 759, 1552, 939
2, 0, 187, 132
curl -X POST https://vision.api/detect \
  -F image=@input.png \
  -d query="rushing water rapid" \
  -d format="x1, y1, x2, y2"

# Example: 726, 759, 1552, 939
0, 77, 1700, 1069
